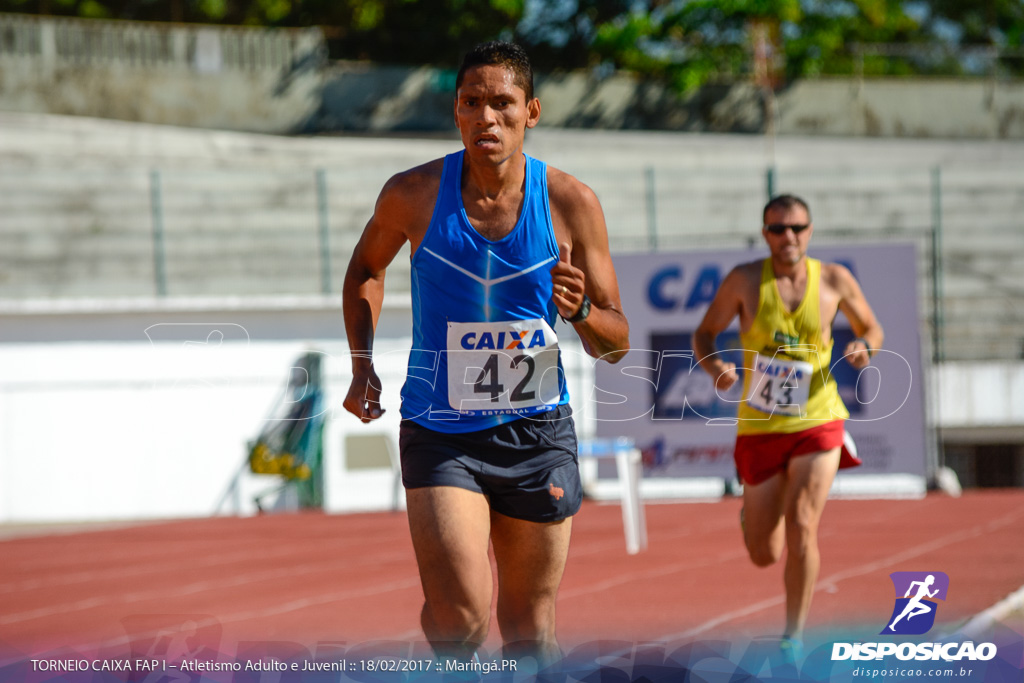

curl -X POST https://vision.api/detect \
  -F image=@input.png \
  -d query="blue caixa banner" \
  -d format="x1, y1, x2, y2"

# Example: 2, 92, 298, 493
594, 244, 928, 481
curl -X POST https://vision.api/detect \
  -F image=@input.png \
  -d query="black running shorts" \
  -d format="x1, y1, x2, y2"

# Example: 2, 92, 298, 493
399, 404, 582, 523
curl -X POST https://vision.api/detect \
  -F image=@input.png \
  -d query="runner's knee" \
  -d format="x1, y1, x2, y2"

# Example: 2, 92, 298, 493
784, 514, 820, 557
746, 535, 783, 567
422, 600, 490, 645
748, 546, 781, 567
496, 598, 556, 642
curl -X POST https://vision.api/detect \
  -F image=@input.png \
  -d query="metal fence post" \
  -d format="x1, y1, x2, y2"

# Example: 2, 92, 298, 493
928, 165, 946, 486
930, 166, 943, 363
149, 169, 168, 297
316, 169, 332, 294
644, 166, 658, 250
766, 166, 776, 201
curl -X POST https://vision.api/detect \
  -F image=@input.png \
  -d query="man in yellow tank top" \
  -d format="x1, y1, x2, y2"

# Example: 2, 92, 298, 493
693, 194, 884, 654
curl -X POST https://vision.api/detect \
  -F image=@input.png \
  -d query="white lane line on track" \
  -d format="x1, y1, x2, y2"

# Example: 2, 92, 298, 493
657, 506, 1024, 641
0, 543, 323, 594
0, 550, 413, 625
0, 526, 413, 593
73, 577, 424, 653
2, 526, 409, 577
559, 549, 750, 600
953, 582, 1024, 641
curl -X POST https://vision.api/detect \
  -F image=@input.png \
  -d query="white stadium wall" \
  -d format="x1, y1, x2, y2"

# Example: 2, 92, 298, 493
0, 292, 1019, 523
0, 298, 596, 523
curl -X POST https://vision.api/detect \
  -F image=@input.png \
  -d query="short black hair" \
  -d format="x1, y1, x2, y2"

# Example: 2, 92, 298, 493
763, 194, 811, 224
456, 41, 534, 101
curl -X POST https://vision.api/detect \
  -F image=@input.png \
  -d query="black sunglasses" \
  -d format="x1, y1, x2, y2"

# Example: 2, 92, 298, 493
764, 223, 811, 235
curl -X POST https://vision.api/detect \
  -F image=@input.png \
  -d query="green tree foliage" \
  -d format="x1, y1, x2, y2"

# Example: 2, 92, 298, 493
515, 0, 633, 69
571, 0, 1024, 88
925, 0, 1024, 46
2, 0, 1021, 82
918, 0, 1024, 76
0, 0, 524, 64
310, 0, 526, 63
579, 0, 925, 91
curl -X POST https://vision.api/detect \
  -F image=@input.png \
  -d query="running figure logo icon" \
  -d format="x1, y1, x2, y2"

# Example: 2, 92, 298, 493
881, 572, 950, 635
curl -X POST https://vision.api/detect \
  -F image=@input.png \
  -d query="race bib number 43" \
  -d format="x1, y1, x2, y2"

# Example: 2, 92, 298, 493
447, 319, 561, 415
746, 352, 814, 416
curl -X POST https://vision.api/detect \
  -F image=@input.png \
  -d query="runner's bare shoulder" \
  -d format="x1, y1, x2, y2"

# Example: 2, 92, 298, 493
820, 261, 855, 284
373, 158, 445, 237
726, 260, 763, 290
544, 166, 604, 226
379, 159, 444, 208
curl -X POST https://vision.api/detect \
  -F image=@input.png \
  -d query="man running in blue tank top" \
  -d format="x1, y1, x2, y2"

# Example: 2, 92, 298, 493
342, 42, 630, 667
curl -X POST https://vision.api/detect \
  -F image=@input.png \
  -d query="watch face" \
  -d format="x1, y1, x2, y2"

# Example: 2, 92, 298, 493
571, 295, 591, 322
561, 295, 591, 324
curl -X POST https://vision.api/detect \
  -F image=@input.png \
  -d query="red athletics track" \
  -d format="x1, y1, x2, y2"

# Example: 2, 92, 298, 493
1, 490, 1023, 665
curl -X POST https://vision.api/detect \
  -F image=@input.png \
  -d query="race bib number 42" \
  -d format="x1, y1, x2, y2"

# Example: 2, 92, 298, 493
447, 319, 561, 415
746, 352, 814, 416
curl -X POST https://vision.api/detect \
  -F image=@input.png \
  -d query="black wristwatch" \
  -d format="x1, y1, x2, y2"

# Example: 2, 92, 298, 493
855, 337, 875, 358
563, 295, 591, 324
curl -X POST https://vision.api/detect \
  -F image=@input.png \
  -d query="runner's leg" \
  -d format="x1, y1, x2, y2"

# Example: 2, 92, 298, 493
741, 471, 787, 568
490, 510, 573, 667
782, 447, 841, 638
406, 486, 494, 660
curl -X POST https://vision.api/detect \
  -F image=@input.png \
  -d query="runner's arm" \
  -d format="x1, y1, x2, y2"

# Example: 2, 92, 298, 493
832, 264, 884, 370
692, 268, 745, 391
548, 172, 629, 363
342, 174, 418, 421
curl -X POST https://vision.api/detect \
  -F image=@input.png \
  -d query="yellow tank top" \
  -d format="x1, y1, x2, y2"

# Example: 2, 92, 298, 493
736, 257, 848, 435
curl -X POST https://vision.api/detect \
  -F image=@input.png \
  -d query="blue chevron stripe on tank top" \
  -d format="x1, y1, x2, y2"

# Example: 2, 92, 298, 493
400, 150, 570, 433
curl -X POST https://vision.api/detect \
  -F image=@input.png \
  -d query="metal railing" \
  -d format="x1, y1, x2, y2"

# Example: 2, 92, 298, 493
0, 13, 324, 71
0, 163, 1022, 362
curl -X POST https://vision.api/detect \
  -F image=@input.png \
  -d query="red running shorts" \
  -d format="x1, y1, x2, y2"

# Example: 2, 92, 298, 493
733, 420, 863, 486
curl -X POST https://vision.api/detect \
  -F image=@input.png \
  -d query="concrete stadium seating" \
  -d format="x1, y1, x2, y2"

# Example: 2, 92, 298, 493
1, 111, 1021, 360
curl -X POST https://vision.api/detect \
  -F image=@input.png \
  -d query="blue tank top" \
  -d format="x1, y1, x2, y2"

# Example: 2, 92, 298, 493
400, 150, 570, 433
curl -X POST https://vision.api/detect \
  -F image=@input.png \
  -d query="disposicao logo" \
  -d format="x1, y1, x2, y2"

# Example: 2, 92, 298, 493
831, 571, 998, 663
882, 571, 949, 635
